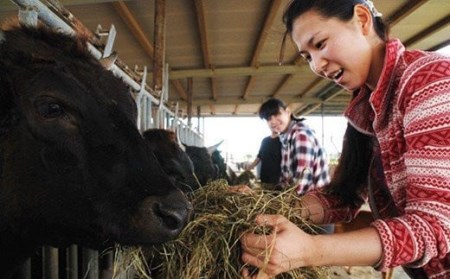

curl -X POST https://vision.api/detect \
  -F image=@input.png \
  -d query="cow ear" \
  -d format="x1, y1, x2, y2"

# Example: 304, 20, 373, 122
207, 140, 224, 155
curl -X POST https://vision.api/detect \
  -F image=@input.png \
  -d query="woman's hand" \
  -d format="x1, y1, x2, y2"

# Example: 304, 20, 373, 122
241, 268, 272, 279
241, 214, 384, 278
229, 184, 253, 193
240, 214, 315, 278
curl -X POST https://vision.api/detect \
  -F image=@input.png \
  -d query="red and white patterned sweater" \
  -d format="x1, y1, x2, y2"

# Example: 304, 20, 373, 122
310, 39, 450, 278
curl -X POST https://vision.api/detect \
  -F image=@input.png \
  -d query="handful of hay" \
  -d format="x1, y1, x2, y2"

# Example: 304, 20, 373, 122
115, 180, 329, 279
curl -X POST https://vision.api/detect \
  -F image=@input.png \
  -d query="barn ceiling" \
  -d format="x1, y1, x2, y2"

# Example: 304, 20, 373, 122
1, 0, 449, 118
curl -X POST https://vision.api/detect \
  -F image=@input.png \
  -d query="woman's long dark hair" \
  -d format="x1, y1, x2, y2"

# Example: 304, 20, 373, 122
327, 124, 374, 207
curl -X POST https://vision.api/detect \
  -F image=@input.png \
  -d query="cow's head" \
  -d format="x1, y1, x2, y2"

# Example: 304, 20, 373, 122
143, 129, 200, 192
0, 23, 191, 254
183, 141, 227, 186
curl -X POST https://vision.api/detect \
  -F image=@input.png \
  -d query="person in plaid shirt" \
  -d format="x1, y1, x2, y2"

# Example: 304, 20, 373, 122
258, 98, 330, 195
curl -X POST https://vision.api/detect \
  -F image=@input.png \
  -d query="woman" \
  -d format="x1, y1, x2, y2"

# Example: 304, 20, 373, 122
255, 98, 329, 193
240, 0, 450, 278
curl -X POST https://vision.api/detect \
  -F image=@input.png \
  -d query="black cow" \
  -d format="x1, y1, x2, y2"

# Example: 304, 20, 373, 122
143, 129, 200, 192
0, 22, 190, 277
183, 144, 218, 186
211, 149, 230, 182
183, 141, 235, 186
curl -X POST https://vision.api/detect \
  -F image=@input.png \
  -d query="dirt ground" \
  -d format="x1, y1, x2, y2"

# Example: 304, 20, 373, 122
328, 266, 410, 279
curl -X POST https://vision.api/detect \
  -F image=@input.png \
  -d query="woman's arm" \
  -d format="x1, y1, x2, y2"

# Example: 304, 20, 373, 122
298, 193, 325, 224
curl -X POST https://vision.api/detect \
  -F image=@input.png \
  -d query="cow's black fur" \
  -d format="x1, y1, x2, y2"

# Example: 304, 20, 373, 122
143, 129, 200, 192
0, 22, 191, 277
183, 142, 236, 186
211, 149, 230, 182
183, 145, 218, 186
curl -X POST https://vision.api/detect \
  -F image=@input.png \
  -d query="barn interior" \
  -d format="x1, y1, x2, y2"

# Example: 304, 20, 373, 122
1, 0, 448, 122
0, 0, 449, 278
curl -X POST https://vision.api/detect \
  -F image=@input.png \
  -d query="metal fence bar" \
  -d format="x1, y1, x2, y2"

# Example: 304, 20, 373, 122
66, 245, 78, 279
82, 248, 98, 279
42, 246, 58, 279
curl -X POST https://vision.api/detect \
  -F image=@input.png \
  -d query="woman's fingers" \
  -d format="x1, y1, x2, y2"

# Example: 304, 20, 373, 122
256, 270, 272, 279
242, 229, 272, 247
229, 184, 253, 193
241, 249, 268, 267
241, 266, 273, 279
254, 214, 289, 229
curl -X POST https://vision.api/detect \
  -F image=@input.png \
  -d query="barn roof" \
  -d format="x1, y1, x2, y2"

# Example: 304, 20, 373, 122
1, 0, 449, 118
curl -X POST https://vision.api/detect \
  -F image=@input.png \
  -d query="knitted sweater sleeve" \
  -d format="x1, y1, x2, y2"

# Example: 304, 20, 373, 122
371, 55, 450, 271
307, 189, 361, 224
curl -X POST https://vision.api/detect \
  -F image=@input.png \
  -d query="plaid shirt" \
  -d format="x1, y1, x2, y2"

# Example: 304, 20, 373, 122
279, 119, 330, 195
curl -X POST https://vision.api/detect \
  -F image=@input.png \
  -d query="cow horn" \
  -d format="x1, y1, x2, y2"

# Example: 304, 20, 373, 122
176, 128, 186, 152
207, 140, 224, 155
99, 51, 118, 70
179, 143, 186, 152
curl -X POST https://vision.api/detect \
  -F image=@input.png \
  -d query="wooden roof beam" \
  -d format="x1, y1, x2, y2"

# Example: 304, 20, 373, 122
190, 95, 321, 106
296, 77, 323, 98
429, 39, 450, 51
112, 1, 187, 100
403, 16, 450, 47
171, 80, 188, 100
295, 87, 345, 116
152, 0, 165, 92
112, 1, 154, 58
385, 0, 430, 26
249, 0, 283, 67
169, 65, 311, 79
194, 0, 217, 115
236, 0, 283, 115
271, 75, 294, 98
194, 0, 211, 70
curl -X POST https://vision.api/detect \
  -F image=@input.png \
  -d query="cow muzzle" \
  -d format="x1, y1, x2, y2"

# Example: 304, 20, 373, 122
128, 189, 192, 244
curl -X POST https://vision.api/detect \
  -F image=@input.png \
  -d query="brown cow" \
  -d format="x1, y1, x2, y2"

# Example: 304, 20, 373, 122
0, 22, 191, 277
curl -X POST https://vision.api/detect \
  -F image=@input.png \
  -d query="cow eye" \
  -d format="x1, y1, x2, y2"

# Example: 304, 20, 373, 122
36, 102, 65, 118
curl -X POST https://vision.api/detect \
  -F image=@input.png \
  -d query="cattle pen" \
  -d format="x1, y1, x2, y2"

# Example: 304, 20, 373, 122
1, 0, 449, 278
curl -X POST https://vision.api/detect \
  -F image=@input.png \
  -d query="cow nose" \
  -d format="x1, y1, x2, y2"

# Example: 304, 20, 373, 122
154, 201, 191, 231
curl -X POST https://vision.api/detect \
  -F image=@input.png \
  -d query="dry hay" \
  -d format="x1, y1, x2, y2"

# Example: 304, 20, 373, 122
115, 179, 329, 279
234, 170, 256, 186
